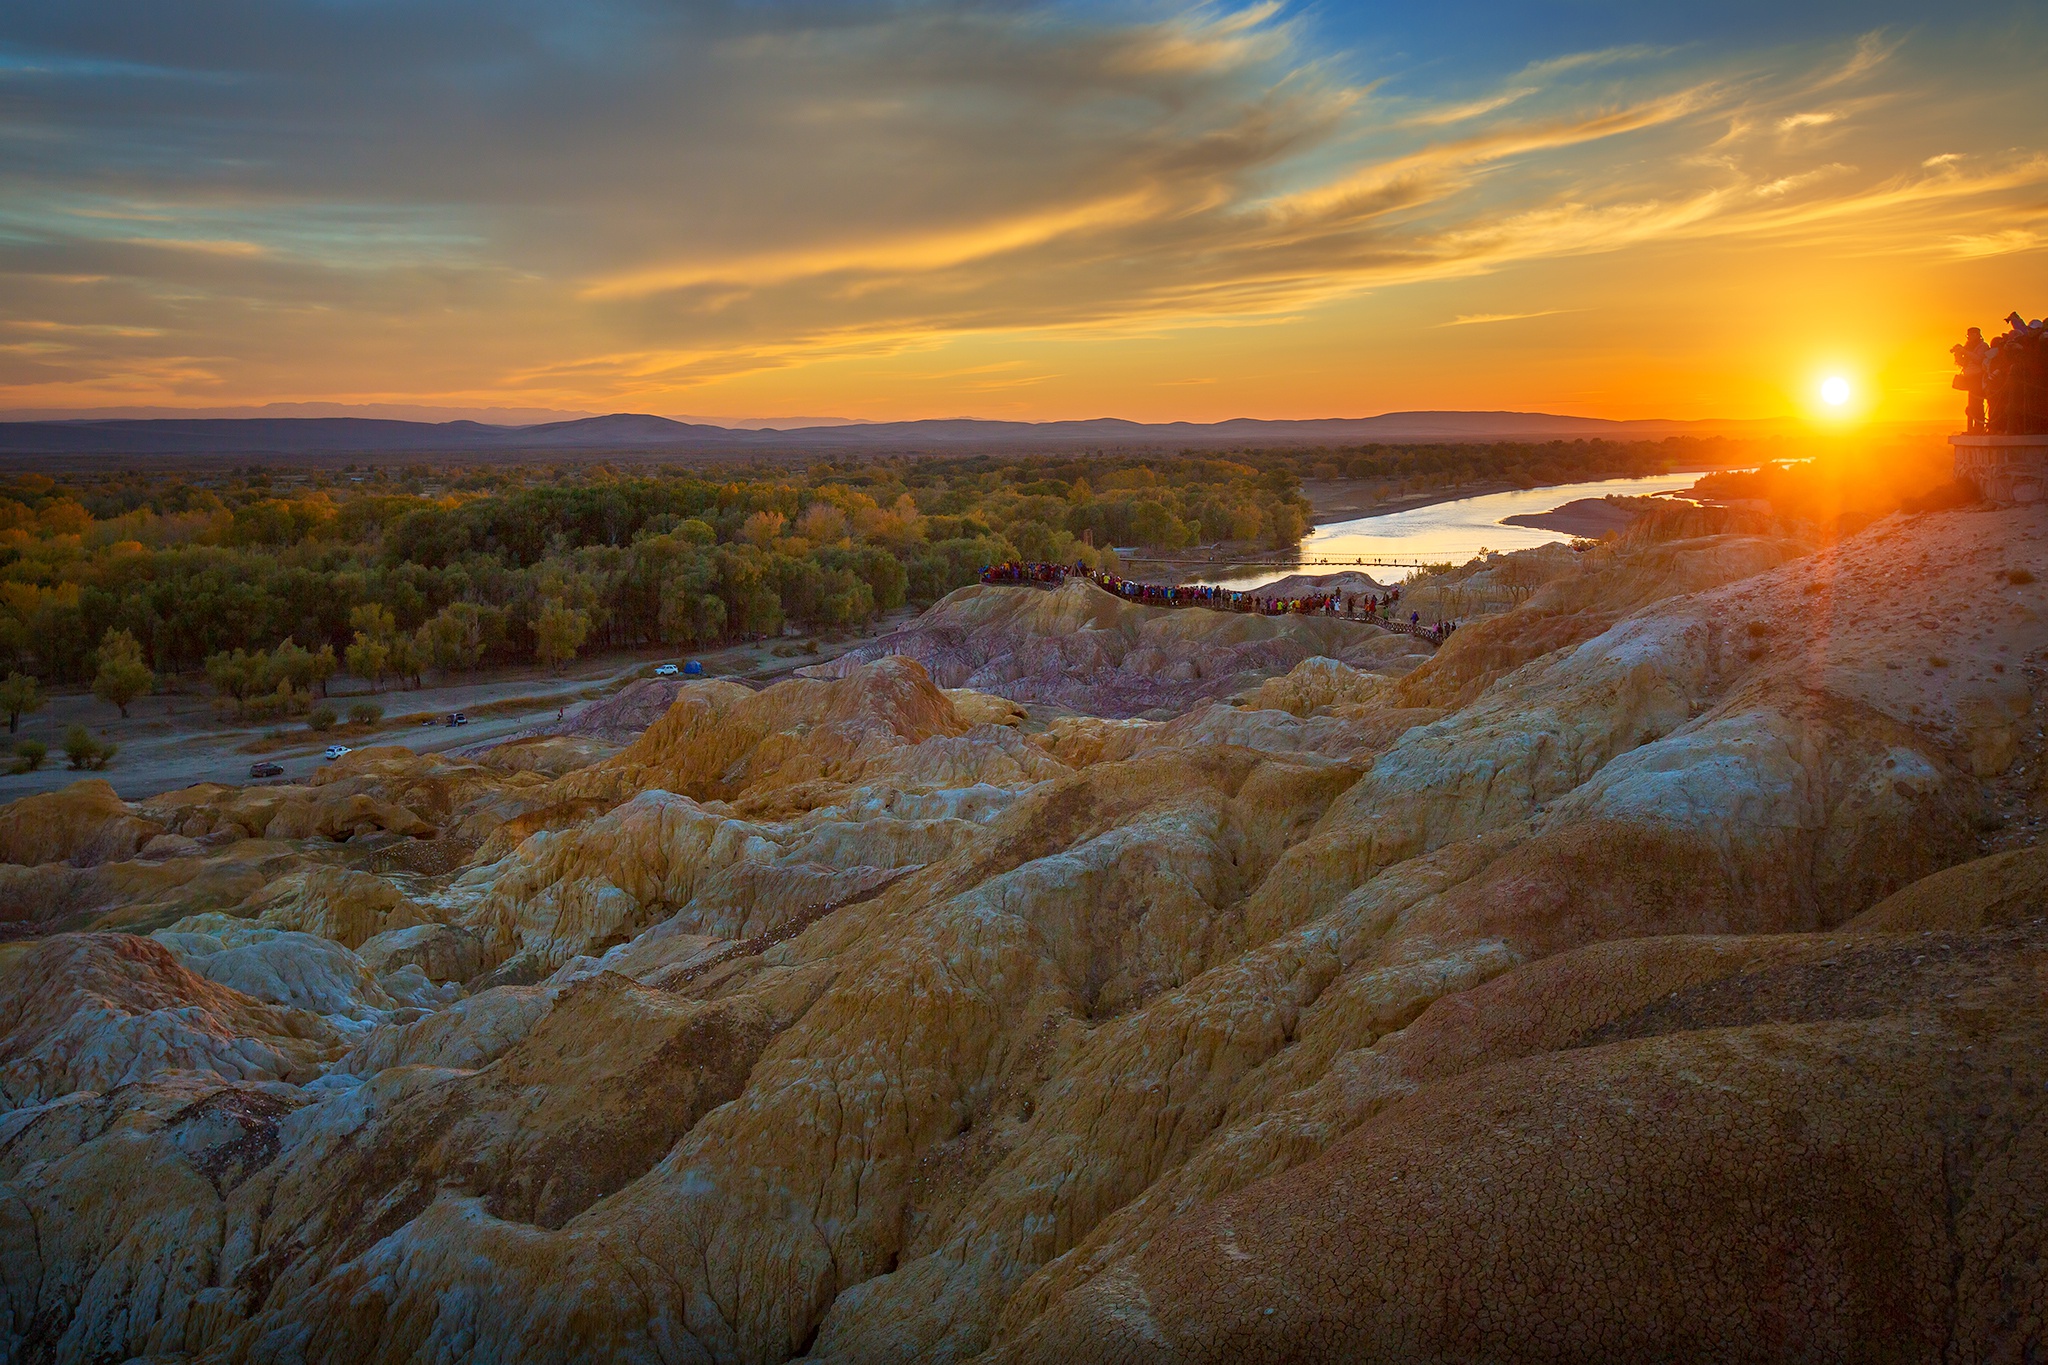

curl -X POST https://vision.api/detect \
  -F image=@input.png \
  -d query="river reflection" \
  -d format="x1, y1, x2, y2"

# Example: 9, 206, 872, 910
1195, 471, 1711, 588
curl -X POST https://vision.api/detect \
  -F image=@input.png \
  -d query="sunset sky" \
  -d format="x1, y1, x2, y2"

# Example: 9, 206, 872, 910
2, 1, 2044, 425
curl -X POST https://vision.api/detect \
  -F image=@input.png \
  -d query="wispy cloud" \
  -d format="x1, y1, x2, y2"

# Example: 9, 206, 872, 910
1437, 310, 1574, 327
1945, 228, 2043, 258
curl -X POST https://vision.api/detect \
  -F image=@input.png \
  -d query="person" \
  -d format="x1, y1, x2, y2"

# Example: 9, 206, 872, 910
1953, 326, 1990, 432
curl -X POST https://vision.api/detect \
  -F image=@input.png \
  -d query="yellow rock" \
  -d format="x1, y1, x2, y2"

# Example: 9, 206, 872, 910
0, 778, 163, 868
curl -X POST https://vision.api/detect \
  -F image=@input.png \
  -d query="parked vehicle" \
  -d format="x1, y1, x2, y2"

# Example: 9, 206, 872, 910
249, 761, 284, 778
323, 744, 351, 761
447, 712, 468, 726
654, 663, 679, 676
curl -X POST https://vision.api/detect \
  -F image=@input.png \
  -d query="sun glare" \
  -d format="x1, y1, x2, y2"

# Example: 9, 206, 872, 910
1820, 375, 1851, 407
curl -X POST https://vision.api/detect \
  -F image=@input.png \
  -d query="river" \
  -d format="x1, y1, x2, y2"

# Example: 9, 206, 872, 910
1195, 471, 1712, 589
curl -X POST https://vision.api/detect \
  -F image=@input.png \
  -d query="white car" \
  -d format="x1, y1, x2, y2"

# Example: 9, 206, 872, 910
654, 663, 679, 676
323, 744, 352, 761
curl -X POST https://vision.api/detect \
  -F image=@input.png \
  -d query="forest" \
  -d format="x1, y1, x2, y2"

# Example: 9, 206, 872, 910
0, 436, 1736, 688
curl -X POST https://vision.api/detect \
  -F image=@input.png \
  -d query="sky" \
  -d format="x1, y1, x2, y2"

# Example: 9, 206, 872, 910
0, 0, 2043, 425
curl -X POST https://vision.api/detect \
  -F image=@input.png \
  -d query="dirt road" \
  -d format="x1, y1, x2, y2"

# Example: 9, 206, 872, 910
0, 619, 906, 801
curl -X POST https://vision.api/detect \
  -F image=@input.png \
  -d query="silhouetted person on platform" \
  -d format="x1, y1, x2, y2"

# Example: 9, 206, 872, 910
1953, 326, 1989, 433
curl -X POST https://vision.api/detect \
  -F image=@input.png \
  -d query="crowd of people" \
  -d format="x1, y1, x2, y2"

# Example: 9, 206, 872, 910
979, 560, 1462, 642
1952, 311, 2047, 434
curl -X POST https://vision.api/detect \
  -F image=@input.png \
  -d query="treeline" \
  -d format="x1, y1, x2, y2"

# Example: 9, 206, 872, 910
0, 453, 1313, 684
0, 437, 1745, 686
1269, 435, 1753, 489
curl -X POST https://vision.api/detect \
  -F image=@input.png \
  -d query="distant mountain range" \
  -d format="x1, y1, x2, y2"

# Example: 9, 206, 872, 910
0, 410, 1782, 457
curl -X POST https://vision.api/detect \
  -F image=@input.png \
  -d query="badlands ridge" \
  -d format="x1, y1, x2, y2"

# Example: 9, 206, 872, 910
2, 505, 2045, 1363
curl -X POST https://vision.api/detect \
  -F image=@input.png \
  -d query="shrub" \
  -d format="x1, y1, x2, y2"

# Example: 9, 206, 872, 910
348, 701, 383, 726
307, 704, 338, 731
10, 739, 46, 774
2009, 568, 2036, 586
62, 725, 114, 770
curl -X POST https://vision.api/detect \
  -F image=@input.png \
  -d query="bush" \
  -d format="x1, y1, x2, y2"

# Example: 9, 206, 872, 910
348, 701, 383, 726
10, 739, 46, 774
62, 725, 114, 770
307, 704, 338, 731
2009, 568, 2036, 586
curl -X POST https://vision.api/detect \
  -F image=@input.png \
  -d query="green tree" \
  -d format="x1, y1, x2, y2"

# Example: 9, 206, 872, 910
345, 633, 391, 690
534, 599, 591, 672
11, 739, 46, 772
62, 724, 113, 770
349, 603, 397, 639
269, 639, 315, 692
1263, 501, 1305, 549
0, 671, 45, 734
387, 631, 424, 689
204, 649, 271, 715
420, 603, 482, 674
309, 644, 339, 697
92, 629, 155, 717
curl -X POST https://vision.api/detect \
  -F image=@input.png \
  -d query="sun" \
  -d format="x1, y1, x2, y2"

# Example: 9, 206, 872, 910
1820, 375, 1851, 407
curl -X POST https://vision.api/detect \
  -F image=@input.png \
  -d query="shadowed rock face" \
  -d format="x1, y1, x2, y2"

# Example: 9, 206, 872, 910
0, 507, 2043, 1365
986, 925, 2048, 1365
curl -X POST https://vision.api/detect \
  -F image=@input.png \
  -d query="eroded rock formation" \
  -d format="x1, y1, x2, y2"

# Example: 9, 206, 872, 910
1, 505, 2044, 1364
797, 578, 1433, 717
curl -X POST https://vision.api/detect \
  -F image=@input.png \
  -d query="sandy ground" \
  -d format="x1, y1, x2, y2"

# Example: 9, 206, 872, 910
0, 612, 912, 801
1498, 496, 1651, 537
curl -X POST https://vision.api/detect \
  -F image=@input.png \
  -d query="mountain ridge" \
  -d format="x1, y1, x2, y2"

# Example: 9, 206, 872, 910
0, 409, 1785, 455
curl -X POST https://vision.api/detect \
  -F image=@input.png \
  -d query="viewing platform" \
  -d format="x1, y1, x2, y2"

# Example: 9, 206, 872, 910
1951, 434, 2047, 505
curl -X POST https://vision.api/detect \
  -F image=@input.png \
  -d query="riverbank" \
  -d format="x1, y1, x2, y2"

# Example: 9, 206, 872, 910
1182, 471, 1718, 590
1301, 477, 1519, 525
1498, 494, 1669, 538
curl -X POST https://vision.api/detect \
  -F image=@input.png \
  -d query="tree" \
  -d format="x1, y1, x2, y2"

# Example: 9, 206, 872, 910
419, 602, 495, 674
269, 639, 315, 692
62, 724, 113, 770
739, 510, 786, 547
92, 629, 155, 717
795, 503, 848, 545
10, 739, 46, 773
534, 599, 591, 672
345, 633, 391, 690
386, 631, 424, 689
349, 603, 397, 639
1263, 501, 1305, 549
344, 604, 399, 690
661, 589, 725, 645
309, 644, 339, 697
0, 671, 45, 734
204, 649, 270, 715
